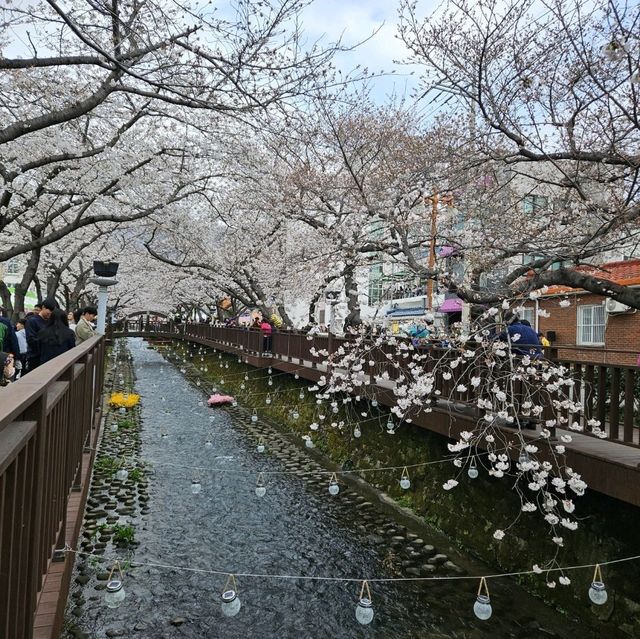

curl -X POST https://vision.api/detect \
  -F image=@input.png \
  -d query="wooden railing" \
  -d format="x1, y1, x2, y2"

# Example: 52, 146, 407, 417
114, 322, 639, 447
0, 336, 105, 639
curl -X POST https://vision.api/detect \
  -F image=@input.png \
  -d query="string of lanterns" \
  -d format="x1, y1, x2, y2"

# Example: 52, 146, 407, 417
106, 341, 617, 626
67, 545, 638, 624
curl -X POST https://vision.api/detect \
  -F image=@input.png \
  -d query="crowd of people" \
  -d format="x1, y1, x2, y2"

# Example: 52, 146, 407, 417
0, 300, 98, 386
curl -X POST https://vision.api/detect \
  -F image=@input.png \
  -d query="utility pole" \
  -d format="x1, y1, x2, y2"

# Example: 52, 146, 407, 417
424, 191, 454, 310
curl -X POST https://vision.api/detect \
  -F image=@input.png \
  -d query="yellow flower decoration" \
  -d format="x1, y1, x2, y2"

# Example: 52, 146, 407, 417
109, 392, 140, 409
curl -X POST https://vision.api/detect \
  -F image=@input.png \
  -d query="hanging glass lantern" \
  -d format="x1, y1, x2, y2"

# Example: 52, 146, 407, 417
353, 426, 362, 438
265, 394, 272, 405
468, 458, 479, 479
255, 473, 267, 497
244, 374, 249, 381
225, 362, 229, 369
299, 390, 304, 400
331, 404, 339, 414
160, 429, 168, 439
473, 578, 492, 620
400, 467, 410, 490
588, 565, 608, 605
305, 436, 315, 449
268, 378, 273, 386
196, 380, 201, 387
268, 367, 272, 375
257, 438, 265, 453
328, 473, 340, 495
105, 562, 126, 608
518, 450, 530, 466
220, 379, 225, 385
371, 399, 378, 408
355, 581, 374, 625
191, 475, 202, 494
232, 400, 238, 408
116, 466, 128, 482
292, 408, 300, 420
238, 358, 242, 363
198, 400, 204, 407
386, 416, 394, 433
205, 437, 213, 448
294, 373, 299, 380
221, 574, 242, 617
251, 410, 258, 423
240, 382, 246, 390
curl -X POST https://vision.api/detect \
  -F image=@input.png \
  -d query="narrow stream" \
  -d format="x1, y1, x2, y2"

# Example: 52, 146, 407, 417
68, 338, 619, 638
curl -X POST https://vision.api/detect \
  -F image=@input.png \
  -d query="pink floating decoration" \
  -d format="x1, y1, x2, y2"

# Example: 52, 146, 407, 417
208, 394, 235, 406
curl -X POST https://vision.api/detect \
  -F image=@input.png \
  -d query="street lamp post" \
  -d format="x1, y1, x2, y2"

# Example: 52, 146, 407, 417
90, 261, 119, 335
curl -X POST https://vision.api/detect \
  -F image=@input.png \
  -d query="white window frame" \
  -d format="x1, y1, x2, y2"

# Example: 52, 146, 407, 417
523, 194, 549, 215
577, 304, 605, 346
519, 307, 536, 329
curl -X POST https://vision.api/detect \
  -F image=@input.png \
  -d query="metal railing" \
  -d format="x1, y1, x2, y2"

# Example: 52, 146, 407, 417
0, 336, 105, 639
114, 322, 638, 447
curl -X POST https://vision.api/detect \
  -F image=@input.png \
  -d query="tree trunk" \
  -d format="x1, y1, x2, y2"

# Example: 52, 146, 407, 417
342, 265, 362, 329
0, 280, 13, 316
46, 271, 62, 300
12, 246, 41, 321
33, 275, 42, 305
276, 303, 294, 328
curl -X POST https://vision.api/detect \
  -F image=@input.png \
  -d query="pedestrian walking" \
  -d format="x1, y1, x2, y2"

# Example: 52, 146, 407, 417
25, 299, 56, 373
75, 306, 98, 344
37, 309, 76, 365
260, 317, 273, 355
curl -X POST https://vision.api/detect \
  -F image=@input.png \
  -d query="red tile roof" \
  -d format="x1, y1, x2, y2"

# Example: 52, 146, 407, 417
542, 259, 640, 295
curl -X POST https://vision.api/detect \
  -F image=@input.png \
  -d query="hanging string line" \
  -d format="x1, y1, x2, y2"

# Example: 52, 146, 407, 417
64, 547, 640, 584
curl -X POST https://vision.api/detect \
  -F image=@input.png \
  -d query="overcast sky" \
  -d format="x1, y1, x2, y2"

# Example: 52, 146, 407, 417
3, 0, 444, 103
292, 0, 443, 102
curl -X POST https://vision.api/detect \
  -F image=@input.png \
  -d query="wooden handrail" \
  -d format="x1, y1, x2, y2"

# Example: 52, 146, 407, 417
0, 335, 105, 639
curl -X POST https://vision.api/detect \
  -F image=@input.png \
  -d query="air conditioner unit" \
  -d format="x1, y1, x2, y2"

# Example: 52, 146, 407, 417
605, 299, 631, 314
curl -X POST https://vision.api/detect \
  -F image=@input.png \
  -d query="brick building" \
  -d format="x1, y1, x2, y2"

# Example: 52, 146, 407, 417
519, 259, 640, 366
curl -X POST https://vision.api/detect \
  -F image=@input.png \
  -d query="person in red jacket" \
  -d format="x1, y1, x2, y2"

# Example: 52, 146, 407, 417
260, 318, 273, 355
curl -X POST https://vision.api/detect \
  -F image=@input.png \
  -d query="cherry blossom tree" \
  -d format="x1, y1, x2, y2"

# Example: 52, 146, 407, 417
398, 0, 640, 308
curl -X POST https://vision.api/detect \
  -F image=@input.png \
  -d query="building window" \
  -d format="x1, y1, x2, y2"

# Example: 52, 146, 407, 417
523, 195, 548, 215
6, 257, 21, 275
520, 307, 535, 327
577, 305, 605, 345
522, 254, 568, 270
368, 263, 383, 304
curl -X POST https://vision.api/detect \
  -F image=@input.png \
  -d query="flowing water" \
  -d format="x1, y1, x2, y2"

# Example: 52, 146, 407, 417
67, 338, 620, 638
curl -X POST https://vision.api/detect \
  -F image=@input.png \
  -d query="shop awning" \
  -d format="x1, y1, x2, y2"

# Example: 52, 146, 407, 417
437, 297, 462, 313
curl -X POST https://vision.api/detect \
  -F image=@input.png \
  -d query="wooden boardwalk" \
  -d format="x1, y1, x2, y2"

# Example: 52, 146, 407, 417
115, 324, 640, 508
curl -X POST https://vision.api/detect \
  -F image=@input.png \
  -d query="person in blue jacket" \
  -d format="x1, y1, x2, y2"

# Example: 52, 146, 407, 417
498, 312, 542, 358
